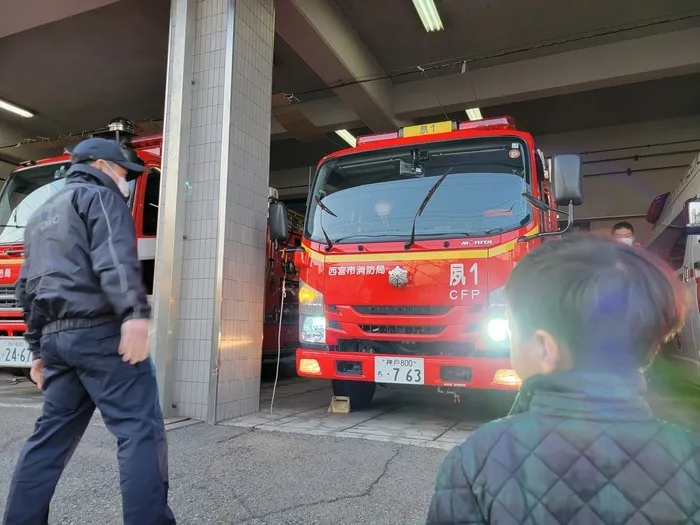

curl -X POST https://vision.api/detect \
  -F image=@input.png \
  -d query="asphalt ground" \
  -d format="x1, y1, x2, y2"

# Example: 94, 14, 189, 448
1, 358, 699, 524
0, 369, 449, 524
0, 404, 447, 525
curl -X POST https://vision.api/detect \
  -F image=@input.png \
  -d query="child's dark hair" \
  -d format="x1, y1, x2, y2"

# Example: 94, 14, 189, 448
505, 233, 687, 370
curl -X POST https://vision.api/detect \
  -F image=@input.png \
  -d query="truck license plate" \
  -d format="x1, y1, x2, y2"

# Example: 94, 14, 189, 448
374, 357, 425, 385
0, 338, 32, 368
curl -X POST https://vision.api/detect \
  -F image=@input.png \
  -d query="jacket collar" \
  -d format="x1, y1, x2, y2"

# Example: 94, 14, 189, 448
508, 370, 654, 422
65, 164, 123, 198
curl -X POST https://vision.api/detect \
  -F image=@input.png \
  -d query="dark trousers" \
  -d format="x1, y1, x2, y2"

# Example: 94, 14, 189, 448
2, 322, 176, 525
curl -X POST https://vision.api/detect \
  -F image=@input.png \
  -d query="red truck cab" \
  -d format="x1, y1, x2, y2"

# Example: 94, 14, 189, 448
268, 117, 584, 408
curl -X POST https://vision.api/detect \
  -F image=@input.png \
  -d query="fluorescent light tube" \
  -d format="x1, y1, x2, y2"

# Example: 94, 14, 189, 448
465, 108, 483, 121
412, 0, 444, 33
0, 98, 34, 118
335, 129, 356, 147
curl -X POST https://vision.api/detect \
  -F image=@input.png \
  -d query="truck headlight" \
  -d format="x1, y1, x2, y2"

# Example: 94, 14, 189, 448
486, 318, 510, 343
299, 280, 325, 344
487, 286, 510, 344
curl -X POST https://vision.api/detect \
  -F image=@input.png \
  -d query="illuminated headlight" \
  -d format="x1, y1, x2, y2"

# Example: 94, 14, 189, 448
486, 318, 510, 343
299, 280, 326, 344
301, 316, 326, 344
487, 285, 510, 344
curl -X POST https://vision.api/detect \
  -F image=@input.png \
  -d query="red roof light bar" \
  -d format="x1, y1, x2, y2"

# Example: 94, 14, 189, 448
129, 134, 162, 148
355, 116, 517, 147
356, 131, 399, 146
458, 116, 516, 131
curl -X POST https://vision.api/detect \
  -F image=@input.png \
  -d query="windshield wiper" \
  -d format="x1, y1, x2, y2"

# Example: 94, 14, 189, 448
0, 224, 25, 228
314, 195, 336, 252
404, 167, 453, 250
332, 233, 399, 243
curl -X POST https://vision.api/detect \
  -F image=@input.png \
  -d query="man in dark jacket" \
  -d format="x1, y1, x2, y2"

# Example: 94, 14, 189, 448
427, 234, 700, 524
2, 138, 176, 525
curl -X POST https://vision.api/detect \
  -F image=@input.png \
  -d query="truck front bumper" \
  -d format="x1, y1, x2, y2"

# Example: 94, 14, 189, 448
296, 348, 521, 391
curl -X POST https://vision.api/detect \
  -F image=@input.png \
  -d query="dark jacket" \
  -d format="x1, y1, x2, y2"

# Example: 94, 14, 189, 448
16, 164, 150, 359
427, 371, 700, 524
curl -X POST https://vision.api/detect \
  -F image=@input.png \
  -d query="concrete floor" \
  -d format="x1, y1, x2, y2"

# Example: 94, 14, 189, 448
2, 365, 700, 524
0, 369, 449, 525
224, 369, 514, 450
0, 364, 513, 449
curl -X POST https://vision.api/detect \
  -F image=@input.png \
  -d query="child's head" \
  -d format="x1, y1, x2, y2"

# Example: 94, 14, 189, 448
505, 233, 687, 381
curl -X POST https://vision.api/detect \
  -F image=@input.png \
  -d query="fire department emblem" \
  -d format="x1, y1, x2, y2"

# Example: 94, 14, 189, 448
388, 265, 409, 288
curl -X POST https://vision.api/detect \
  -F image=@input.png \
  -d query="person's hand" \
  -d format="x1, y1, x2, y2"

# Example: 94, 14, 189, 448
118, 319, 151, 365
30, 359, 44, 390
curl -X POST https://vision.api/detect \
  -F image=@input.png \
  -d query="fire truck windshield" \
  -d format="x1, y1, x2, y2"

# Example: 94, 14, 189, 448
306, 138, 532, 244
0, 163, 70, 244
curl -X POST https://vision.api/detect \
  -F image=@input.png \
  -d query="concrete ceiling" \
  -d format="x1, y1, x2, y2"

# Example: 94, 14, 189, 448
332, 0, 700, 83
0, 0, 170, 148
0, 0, 121, 39
271, 72, 700, 171
272, 35, 329, 103
0, 0, 699, 170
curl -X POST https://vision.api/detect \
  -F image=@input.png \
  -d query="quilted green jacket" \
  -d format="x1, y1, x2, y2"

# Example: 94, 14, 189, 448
427, 371, 700, 524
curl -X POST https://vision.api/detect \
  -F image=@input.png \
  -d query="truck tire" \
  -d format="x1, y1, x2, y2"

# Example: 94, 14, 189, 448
332, 379, 375, 409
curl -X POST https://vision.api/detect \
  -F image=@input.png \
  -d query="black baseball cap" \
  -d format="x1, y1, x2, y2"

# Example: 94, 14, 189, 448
71, 137, 146, 180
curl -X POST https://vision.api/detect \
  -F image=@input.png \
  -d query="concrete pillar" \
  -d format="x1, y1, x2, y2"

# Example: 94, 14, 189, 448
152, 0, 275, 423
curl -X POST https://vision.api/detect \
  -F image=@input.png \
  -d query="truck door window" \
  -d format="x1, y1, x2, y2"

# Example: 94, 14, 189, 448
142, 169, 160, 237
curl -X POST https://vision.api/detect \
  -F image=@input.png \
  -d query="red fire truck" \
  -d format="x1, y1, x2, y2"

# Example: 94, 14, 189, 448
0, 119, 301, 379
267, 117, 584, 408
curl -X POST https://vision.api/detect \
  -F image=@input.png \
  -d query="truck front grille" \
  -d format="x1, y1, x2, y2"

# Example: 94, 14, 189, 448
0, 287, 20, 309
353, 305, 452, 316
359, 324, 445, 335
0, 329, 24, 337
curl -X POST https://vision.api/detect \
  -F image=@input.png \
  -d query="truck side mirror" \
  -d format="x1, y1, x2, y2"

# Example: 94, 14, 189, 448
551, 154, 583, 207
684, 198, 700, 235
269, 201, 289, 242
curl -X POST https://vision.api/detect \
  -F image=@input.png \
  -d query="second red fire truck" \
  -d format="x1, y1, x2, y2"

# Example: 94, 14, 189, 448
268, 117, 584, 408
0, 119, 301, 378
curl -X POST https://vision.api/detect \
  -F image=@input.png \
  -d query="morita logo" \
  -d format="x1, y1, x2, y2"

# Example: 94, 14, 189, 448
460, 239, 493, 246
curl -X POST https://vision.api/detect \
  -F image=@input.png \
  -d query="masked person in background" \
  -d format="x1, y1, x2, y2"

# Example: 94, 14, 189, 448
3, 138, 176, 525
611, 221, 636, 245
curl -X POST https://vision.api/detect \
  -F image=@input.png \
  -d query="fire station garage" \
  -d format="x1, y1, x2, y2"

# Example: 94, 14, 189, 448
0, 0, 700, 445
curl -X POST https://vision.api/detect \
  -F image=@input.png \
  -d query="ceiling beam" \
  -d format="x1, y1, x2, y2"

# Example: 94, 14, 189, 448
271, 27, 700, 139
275, 0, 402, 133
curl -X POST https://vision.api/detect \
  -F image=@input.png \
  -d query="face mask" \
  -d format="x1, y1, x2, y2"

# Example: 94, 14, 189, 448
105, 162, 130, 198
618, 237, 634, 246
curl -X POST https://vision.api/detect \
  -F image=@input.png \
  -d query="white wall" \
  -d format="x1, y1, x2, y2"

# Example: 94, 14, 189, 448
269, 115, 700, 244
536, 115, 700, 243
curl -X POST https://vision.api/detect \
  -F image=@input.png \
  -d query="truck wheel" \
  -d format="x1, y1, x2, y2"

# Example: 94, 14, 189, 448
332, 379, 375, 409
